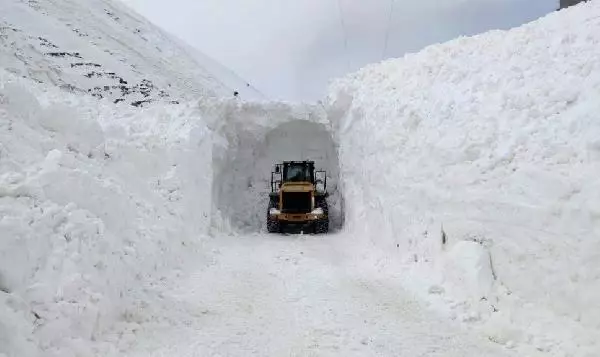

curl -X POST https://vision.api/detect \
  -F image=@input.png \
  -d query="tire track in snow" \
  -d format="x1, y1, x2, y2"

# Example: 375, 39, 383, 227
123, 233, 516, 357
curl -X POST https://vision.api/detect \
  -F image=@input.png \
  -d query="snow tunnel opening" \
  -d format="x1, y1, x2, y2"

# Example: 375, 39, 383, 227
212, 119, 344, 234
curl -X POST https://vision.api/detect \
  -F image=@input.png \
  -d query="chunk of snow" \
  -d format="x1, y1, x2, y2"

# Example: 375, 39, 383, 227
442, 240, 495, 301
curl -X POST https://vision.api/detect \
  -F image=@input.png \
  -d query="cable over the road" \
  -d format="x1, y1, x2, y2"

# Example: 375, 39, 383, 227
335, 0, 351, 71
382, 0, 396, 60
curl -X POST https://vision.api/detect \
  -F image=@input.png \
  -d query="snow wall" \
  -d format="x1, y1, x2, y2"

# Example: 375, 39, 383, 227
327, 1, 600, 354
0, 70, 217, 356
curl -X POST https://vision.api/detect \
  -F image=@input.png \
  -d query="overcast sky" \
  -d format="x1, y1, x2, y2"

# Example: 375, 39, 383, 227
120, 0, 557, 101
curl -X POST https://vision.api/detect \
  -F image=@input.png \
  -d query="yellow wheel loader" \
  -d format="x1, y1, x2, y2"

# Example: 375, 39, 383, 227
267, 161, 329, 234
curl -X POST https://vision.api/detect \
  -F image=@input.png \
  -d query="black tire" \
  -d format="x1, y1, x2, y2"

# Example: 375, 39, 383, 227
314, 197, 329, 234
267, 218, 280, 233
267, 197, 280, 233
314, 219, 328, 234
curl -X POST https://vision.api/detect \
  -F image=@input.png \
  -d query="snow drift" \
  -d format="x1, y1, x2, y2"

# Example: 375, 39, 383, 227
328, 1, 600, 355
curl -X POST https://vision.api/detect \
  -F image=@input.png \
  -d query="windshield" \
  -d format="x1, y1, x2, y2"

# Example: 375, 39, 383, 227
284, 164, 313, 182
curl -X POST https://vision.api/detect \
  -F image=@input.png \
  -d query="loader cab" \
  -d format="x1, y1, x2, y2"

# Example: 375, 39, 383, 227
280, 161, 314, 183
272, 161, 326, 193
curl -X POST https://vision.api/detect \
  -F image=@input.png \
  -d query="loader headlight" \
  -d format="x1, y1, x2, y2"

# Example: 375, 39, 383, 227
311, 207, 324, 215
269, 208, 281, 216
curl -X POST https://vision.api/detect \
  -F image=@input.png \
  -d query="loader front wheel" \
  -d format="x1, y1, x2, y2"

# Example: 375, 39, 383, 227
267, 198, 280, 233
314, 219, 328, 234
267, 216, 280, 233
314, 198, 329, 234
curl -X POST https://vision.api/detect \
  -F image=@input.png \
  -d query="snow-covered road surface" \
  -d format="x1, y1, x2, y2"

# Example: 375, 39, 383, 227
124, 233, 514, 357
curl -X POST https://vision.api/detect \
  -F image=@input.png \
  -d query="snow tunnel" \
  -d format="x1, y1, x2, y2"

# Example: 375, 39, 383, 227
211, 112, 343, 234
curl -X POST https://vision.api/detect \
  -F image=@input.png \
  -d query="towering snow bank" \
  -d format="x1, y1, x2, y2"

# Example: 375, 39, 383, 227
328, 1, 600, 355
0, 70, 215, 356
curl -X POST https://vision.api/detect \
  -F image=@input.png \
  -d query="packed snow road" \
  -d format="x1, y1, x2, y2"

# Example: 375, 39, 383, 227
123, 233, 514, 357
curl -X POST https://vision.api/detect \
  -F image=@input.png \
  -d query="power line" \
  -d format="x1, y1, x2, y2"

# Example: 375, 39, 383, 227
335, 0, 350, 71
382, 0, 395, 60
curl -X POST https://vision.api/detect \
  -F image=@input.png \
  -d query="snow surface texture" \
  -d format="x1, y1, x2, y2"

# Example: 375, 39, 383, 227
123, 234, 515, 357
328, 1, 600, 355
0, 0, 263, 106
